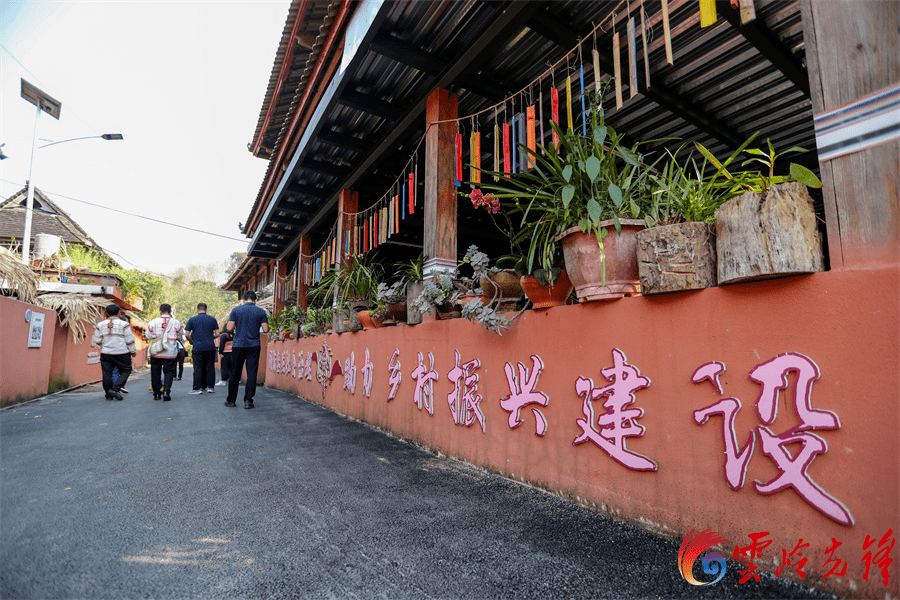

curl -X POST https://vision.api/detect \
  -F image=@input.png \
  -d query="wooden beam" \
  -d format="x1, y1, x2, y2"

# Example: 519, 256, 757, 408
286, 182, 327, 199
424, 88, 458, 274
338, 89, 405, 121
297, 159, 352, 179
317, 130, 374, 153
370, 32, 447, 74
721, 8, 810, 96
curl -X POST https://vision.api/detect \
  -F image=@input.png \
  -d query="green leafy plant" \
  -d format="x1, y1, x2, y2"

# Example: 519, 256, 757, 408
397, 253, 424, 283
471, 101, 660, 284
653, 134, 761, 223
410, 273, 456, 315
310, 253, 383, 307
740, 139, 823, 192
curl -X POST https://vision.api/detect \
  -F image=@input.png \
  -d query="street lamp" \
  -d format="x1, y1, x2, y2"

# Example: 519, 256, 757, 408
19, 79, 123, 264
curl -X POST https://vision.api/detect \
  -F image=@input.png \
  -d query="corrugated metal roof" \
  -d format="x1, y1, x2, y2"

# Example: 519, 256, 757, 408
247, 0, 822, 263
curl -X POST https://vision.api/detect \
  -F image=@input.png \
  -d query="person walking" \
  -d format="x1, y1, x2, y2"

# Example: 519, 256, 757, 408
216, 329, 234, 386
147, 303, 185, 401
185, 303, 219, 395
225, 291, 269, 409
91, 304, 136, 401
110, 314, 133, 394
174, 339, 187, 380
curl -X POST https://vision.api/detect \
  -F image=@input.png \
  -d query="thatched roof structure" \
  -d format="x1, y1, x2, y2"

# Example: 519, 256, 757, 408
33, 293, 108, 343
0, 246, 40, 304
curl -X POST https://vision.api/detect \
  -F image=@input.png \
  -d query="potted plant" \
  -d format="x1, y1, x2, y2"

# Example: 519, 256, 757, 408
399, 253, 425, 325
410, 273, 459, 320
716, 140, 824, 284
375, 280, 407, 325
472, 95, 661, 303
310, 254, 382, 332
635, 135, 760, 294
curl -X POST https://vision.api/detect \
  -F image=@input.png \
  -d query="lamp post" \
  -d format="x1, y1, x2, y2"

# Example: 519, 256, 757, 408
19, 79, 123, 264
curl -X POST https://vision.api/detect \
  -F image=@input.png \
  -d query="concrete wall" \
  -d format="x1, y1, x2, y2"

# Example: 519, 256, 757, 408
48, 319, 102, 392
0, 297, 57, 407
263, 265, 899, 599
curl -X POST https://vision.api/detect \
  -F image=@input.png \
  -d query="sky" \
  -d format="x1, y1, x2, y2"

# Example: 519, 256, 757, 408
0, 0, 290, 280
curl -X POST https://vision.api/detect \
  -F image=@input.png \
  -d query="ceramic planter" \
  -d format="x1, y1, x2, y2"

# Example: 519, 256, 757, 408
556, 219, 644, 302
357, 310, 382, 329
479, 269, 523, 311
520, 269, 574, 308
715, 182, 824, 284
636, 222, 717, 295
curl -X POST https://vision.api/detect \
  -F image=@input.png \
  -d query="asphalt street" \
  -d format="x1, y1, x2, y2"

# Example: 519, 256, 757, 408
1, 367, 837, 600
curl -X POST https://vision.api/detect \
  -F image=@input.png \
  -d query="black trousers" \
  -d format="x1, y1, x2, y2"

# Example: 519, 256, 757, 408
227, 346, 261, 404
150, 357, 177, 396
100, 353, 132, 395
220, 353, 232, 382
192, 349, 217, 390
176, 351, 185, 378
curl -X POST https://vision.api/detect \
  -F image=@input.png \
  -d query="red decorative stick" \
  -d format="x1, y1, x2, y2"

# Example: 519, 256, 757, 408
551, 87, 560, 147
503, 123, 511, 178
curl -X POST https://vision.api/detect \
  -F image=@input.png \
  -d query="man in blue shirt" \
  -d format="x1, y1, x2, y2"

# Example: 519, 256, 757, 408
185, 303, 219, 394
225, 291, 269, 409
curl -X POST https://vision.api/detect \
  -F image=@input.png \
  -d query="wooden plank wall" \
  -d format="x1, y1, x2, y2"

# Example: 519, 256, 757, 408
800, 0, 899, 268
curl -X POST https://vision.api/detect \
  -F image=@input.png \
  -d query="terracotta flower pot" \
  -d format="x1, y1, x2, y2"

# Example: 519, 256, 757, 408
556, 220, 644, 302
357, 310, 382, 329
520, 269, 574, 308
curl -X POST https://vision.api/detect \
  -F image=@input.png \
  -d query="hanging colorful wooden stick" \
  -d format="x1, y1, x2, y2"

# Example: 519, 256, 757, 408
565, 73, 574, 131
402, 182, 407, 220
661, 0, 674, 65
493, 119, 500, 177
502, 122, 511, 178
551, 86, 560, 146
700, 0, 717, 27
455, 132, 463, 185
473, 131, 481, 183
738, 0, 756, 24
382, 205, 388, 243
613, 31, 624, 109
641, 7, 650, 89
526, 104, 536, 168
593, 48, 602, 93
580, 63, 586, 136
510, 108, 517, 174
518, 113, 527, 172
628, 16, 637, 98
538, 89, 545, 154
394, 194, 399, 233
373, 212, 378, 249
409, 172, 415, 214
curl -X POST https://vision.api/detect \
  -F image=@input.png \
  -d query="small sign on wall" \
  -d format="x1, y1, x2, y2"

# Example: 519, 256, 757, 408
27, 312, 45, 348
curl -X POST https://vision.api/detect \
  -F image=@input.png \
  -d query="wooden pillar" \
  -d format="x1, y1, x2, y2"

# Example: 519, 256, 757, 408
424, 88, 459, 277
800, 0, 899, 269
274, 259, 287, 316
297, 235, 311, 310
337, 189, 358, 270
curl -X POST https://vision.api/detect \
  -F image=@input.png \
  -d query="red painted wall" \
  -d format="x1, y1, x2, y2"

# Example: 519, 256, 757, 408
263, 265, 899, 598
48, 319, 102, 391
0, 297, 57, 407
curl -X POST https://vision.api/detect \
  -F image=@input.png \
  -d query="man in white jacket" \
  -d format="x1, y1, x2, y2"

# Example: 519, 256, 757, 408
146, 303, 185, 401
91, 304, 136, 401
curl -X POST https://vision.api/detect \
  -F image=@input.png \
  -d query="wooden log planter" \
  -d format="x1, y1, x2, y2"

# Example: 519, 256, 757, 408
716, 182, 824, 284
636, 222, 717, 295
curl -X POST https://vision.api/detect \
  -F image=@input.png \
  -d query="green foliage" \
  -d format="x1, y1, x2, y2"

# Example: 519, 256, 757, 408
471, 105, 660, 278
741, 138, 823, 191
397, 253, 424, 282
310, 253, 383, 307
166, 279, 237, 325
410, 274, 455, 314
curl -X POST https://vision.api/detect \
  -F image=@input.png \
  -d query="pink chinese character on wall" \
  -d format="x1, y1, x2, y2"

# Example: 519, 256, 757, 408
361, 348, 374, 398
500, 355, 549, 436
343, 352, 357, 394
410, 351, 438, 415
447, 350, 485, 432
304, 351, 313, 381
692, 353, 854, 526
387, 349, 402, 400
573, 348, 657, 471
292, 351, 297, 378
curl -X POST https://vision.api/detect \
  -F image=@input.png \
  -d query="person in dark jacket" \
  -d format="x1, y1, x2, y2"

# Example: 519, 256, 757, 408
185, 303, 219, 394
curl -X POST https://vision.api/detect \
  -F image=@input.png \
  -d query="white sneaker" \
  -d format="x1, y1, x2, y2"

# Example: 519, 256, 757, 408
206, 388, 215, 393
188, 390, 203, 395
216, 381, 227, 387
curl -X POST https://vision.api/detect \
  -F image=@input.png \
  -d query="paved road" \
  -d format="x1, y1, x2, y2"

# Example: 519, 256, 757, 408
1, 368, 835, 600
